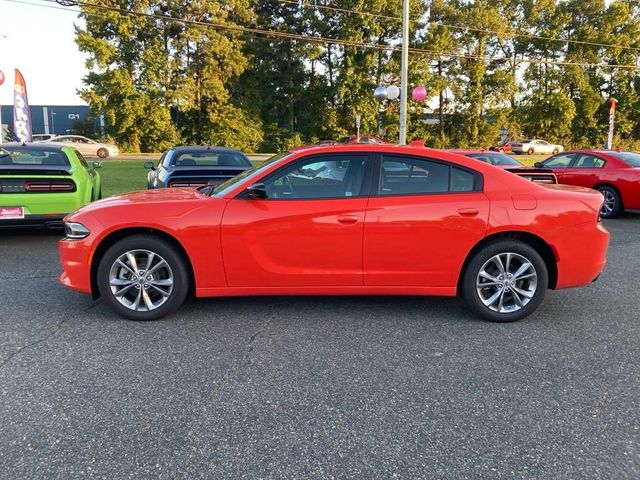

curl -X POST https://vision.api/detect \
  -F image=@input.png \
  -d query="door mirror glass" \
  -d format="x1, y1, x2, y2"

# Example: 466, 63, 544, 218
144, 161, 155, 170
247, 183, 267, 199
534, 162, 543, 168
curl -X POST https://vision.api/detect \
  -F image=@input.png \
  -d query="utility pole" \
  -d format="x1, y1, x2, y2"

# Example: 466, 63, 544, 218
0, 33, 6, 143
398, 0, 410, 145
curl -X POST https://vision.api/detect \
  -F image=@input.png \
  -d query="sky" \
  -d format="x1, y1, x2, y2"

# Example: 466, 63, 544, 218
0, 0, 88, 105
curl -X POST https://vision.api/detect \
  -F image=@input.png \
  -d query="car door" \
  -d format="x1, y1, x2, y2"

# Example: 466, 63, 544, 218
363, 154, 489, 287
542, 153, 576, 183
534, 140, 548, 154
221, 153, 372, 287
557, 153, 606, 188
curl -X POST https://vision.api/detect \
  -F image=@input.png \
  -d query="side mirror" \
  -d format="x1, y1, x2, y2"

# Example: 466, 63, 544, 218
246, 183, 267, 199
534, 162, 544, 168
144, 161, 155, 170
92, 160, 101, 169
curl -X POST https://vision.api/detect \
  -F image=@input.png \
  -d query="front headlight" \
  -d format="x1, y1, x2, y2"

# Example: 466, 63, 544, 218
64, 222, 90, 240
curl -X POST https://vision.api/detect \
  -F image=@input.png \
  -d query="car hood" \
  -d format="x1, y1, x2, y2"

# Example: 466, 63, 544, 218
74, 188, 208, 213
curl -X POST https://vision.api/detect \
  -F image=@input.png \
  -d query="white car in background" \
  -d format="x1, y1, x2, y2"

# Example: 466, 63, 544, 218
511, 139, 564, 155
47, 135, 119, 158
32, 134, 58, 142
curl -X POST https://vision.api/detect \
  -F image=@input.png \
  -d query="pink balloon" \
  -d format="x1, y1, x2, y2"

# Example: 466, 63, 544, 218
412, 86, 427, 102
0, 70, 5, 86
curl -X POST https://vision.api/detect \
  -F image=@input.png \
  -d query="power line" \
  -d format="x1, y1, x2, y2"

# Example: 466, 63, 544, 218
4, 0, 640, 71
275, 0, 640, 53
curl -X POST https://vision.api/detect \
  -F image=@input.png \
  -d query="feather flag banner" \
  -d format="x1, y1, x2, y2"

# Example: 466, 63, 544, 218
13, 69, 32, 143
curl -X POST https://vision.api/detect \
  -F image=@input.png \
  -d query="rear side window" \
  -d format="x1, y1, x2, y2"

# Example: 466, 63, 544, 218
171, 151, 251, 167
0, 148, 70, 167
379, 155, 481, 195
607, 151, 640, 167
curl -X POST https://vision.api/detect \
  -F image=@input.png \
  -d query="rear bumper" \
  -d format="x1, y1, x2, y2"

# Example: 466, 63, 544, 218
0, 214, 65, 229
554, 222, 609, 289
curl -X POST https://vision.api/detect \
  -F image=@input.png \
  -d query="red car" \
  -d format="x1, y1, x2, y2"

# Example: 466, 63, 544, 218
58, 144, 609, 323
448, 150, 557, 184
536, 150, 640, 218
490, 143, 512, 153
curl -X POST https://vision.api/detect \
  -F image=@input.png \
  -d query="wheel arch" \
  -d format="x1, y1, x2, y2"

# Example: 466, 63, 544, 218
458, 231, 558, 292
593, 182, 623, 209
90, 227, 196, 299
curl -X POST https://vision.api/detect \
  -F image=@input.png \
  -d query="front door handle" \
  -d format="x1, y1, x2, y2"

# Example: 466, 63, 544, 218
337, 215, 359, 224
458, 208, 479, 217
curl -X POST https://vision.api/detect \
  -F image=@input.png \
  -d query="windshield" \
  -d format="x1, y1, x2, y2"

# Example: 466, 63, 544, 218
607, 151, 640, 167
466, 153, 521, 166
211, 151, 293, 196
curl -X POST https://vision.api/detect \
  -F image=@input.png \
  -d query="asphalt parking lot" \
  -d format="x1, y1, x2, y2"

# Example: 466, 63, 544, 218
1, 216, 639, 479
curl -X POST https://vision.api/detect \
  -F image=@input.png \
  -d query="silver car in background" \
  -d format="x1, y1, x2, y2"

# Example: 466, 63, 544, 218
47, 135, 119, 158
511, 139, 564, 155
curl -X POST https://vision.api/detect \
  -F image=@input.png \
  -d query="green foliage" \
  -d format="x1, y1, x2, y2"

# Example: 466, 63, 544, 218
76, 0, 640, 151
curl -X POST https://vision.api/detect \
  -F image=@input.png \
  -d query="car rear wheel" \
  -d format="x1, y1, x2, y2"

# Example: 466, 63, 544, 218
597, 185, 622, 219
527, 147, 535, 155
498, 148, 504, 153
552, 148, 559, 154
461, 240, 548, 322
97, 235, 189, 320
97, 148, 109, 158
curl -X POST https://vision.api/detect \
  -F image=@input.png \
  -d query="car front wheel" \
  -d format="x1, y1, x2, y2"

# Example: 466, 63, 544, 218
527, 147, 535, 155
597, 185, 622, 219
97, 235, 189, 320
461, 240, 548, 322
97, 148, 109, 158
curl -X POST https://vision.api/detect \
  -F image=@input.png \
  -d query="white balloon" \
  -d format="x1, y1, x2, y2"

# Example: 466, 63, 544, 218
374, 86, 388, 102
386, 85, 400, 100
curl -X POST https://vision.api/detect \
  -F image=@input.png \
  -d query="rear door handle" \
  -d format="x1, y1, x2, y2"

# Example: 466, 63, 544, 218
458, 208, 479, 217
337, 215, 359, 224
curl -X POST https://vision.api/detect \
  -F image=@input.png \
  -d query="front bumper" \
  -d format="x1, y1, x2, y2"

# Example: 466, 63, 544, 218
58, 236, 94, 294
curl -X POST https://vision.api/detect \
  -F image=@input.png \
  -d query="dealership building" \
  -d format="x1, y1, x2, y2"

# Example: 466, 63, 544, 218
0, 104, 103, 140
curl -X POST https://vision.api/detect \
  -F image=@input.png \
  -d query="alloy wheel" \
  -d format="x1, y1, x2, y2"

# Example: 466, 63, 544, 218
600, 190, 616, 216
476, 252, 538, 314
108, 249, 174, 311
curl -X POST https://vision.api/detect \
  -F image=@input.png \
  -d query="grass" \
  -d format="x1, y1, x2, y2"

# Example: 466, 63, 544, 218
99, 160, 149, 197
98, 154, 550, 197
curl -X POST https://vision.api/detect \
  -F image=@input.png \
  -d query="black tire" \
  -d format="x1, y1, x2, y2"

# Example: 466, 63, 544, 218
597, 185, 622, 219
460, 240, 548, 323
97, 234, 189, 321
527, 147, 535, 155
498, 148, 504, 153
97, 148, 109, 158
552, 148, 560, 155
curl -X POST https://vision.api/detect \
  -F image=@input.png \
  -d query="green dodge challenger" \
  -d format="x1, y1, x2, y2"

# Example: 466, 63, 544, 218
0, 143, 102, 228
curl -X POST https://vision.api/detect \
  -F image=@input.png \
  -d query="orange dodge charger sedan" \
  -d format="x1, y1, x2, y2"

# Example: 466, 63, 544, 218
58, 144, 609, 322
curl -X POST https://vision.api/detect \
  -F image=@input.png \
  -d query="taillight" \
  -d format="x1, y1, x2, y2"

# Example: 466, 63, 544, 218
25, 180, 76, 192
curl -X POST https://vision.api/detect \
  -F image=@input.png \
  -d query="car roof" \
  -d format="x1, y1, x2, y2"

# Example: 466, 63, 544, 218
169, 145, 245, 154
0, 142, 66, 151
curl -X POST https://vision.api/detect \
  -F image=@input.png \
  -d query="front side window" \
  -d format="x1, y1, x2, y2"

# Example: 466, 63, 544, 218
263, 154, 369, 199
379, 155, 480, 195
573, 154, 605, 168
544, 154, 574, 168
